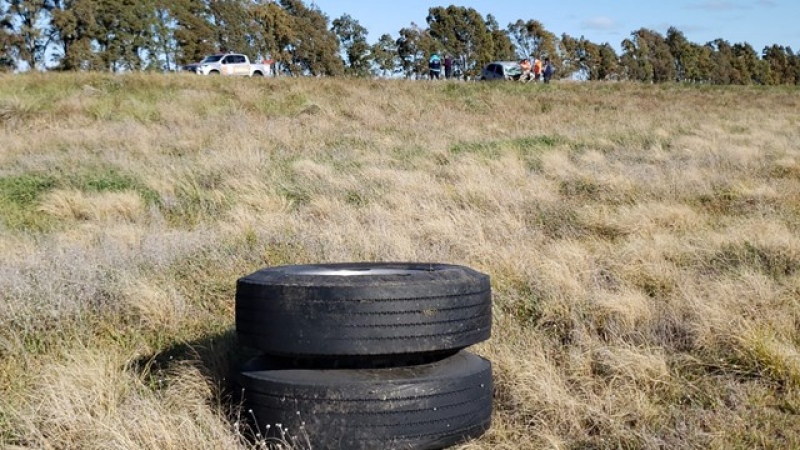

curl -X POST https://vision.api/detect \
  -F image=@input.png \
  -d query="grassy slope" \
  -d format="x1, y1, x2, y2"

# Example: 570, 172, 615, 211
1, 72, 799, 449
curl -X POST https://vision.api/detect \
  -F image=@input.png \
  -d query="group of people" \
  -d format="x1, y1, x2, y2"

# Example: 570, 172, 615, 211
427, 53, 554, 82
427, 53, 454, 80
519, 56, 554, 83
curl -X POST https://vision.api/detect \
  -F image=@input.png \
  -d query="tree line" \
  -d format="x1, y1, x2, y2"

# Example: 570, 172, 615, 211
1, 0, 799, 84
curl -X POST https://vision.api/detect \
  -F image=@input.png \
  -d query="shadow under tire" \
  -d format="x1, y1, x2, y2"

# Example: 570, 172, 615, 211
235, 262, 491, 357
238, 350, 493, 450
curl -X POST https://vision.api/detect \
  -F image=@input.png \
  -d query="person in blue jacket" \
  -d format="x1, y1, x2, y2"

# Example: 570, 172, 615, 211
543, 57, 555, 83
428, 54, 442, 80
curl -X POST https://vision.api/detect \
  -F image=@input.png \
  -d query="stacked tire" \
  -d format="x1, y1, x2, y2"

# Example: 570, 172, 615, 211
235, 263, 493, 450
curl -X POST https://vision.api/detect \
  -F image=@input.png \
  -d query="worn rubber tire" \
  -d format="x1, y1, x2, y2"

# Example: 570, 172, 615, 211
235, 262, 491, 357
238, 351, 493, 450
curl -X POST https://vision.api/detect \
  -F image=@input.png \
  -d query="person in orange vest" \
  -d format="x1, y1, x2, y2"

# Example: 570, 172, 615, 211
532, 57, 543, 81
519, 58, 532, 82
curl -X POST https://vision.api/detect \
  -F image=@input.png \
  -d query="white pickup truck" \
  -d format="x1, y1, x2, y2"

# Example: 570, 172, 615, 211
194, 53, 272, 77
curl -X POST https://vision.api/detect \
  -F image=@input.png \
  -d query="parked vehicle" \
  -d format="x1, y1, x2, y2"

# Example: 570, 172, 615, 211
194, 53, 271, 77
181, 62, 200, 73
179, 63, 200, 73
479, 61, 522, 81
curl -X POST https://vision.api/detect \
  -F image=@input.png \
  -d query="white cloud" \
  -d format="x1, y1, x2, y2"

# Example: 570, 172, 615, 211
581, 16, 619, 31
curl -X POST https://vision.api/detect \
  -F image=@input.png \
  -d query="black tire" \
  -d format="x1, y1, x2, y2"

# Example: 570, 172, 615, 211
238, 351, 493, 450
235, 263, 491, 357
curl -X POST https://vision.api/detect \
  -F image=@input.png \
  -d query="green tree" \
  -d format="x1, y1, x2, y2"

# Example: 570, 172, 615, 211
396, 23, 433, 78
6, 0, 58, 70
92, 0, 157, 71
790, 48, 800, 85
667, 27, 688, 81
209, 0, 251, 57
370, 32, 397, 77
1, 2, 18, 70
171, 0, 216, 65
54, 0, 158, 71
152, 1, 178, 71
731, 42, 760, 85
626, 28, 674, 82
666, 27, 709, 83
581, 40, 603, 80
597, 43, 619, 80
249, 0, 294, 73
694, 43, 715, 83
620, 29, 676, 82
650, 31, 675, 82
621, 36, 648, 81
763, 44, 796, 85
331, 13, 369, 77
280, 0, 342, 76
559, 33, 612, 80
707, 39, 734, 84
50, 0, 103, 70
486, 13, 514, 61
557, 33, 600, 80
426, 5, 493, 77
508, 19, 555, 60
558, 33, 580, 75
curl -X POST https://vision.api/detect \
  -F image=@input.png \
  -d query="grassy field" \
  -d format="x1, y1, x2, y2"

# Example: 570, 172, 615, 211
1, 72, 799, 449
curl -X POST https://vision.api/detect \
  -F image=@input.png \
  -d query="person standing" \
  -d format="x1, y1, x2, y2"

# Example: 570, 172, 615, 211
429, 54, 442, 80
543, 57, 554, 83
519, 58, 532, 82
444, 54, 453, 79
533, 57, 542, 81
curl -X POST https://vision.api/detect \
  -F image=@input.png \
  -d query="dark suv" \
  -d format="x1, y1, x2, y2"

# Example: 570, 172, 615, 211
479, 61, 522, 81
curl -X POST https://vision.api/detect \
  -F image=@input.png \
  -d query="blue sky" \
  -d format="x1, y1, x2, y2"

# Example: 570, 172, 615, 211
313, 0, 799, 53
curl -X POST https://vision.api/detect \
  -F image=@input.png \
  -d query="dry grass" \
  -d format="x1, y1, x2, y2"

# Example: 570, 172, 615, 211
1, 73, 800, 449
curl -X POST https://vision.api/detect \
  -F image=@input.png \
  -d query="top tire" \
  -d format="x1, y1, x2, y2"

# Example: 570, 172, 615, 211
235, 263, 491, 357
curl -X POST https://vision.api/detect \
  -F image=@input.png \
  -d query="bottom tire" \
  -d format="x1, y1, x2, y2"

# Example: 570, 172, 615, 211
238, 351, 493, 450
